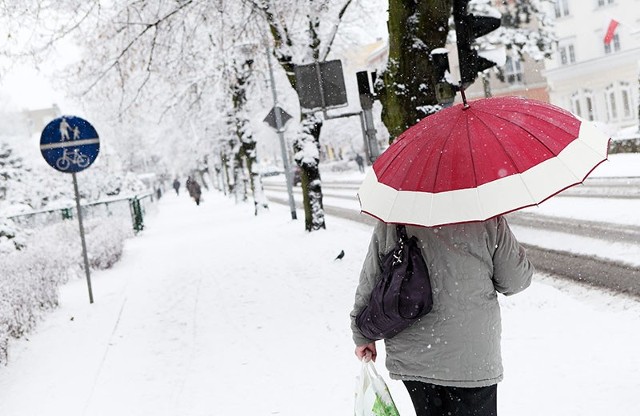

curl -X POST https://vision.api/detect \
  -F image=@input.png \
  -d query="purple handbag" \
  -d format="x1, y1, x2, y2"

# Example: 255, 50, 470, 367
356, 225, 433, 340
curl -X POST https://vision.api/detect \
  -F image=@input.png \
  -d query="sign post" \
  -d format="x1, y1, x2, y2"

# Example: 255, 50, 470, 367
265, 47, 297, 220
40, 116, 100, 304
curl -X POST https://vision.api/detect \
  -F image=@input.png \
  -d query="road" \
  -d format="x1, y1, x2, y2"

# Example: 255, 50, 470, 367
263, 177, 640, 299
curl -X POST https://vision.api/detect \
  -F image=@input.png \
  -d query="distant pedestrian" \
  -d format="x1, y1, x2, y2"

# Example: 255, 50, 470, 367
186, 176, 202, 205
173, 179, 180, 196
355, 154, 365, 173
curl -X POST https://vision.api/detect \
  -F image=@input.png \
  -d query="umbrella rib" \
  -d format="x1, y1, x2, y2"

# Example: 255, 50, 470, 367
471, 109, 541, 204
473, 105, 595, 207
464, 109, 485, 216
475, 106, 566, 156
465, 109, 480, 188
479, 108, 584, 182
473, 109, 529, 169
431, 111, 467, 191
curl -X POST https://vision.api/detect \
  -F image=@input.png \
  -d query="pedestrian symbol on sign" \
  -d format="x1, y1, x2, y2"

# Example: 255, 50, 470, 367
40, 115, 100, 174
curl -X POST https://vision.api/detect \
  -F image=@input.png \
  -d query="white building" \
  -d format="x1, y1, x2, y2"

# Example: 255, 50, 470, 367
544, 0, 640, 135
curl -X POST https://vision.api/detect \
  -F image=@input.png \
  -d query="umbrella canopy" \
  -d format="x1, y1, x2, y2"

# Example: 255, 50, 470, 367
358, 96, 610, 227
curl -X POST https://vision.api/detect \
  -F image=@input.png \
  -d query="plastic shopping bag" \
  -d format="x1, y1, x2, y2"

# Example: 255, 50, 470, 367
354, 360, 400, 416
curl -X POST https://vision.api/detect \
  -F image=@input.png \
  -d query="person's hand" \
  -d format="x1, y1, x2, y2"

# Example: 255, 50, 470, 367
355, 342, 377, 362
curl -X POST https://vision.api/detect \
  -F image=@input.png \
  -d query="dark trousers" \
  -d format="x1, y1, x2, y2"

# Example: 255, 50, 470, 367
403, 380, 497, 416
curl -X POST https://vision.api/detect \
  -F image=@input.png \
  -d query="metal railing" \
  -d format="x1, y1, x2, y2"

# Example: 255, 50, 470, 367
3, 191, 157, 233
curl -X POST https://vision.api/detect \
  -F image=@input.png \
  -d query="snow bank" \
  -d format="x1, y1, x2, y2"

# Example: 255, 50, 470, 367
0, 216, 134, 365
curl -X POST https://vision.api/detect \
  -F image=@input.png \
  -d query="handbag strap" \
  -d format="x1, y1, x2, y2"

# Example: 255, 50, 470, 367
395, 224, 408, 242
391, 225, 408, 266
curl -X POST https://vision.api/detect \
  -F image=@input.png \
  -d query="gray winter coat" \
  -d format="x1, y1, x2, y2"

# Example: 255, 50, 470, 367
350, 217, 533, 388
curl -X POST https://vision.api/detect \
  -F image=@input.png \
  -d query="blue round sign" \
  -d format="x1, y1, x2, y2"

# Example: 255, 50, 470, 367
40, 115, 100, 173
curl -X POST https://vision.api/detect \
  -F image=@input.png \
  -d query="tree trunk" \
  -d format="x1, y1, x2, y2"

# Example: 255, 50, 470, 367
380, 0, 453, 141
240, 130, 269, 215
294, 113, 325, 231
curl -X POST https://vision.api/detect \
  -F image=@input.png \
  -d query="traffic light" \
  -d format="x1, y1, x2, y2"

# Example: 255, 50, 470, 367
356, 71, 375, 110
430, 49, 457, 105
453, 0, 501, 87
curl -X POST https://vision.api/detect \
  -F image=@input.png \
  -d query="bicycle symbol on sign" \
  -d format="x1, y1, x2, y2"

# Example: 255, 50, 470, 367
56, 148, 90, 171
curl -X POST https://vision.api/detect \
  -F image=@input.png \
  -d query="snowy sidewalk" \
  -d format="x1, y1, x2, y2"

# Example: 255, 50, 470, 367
0, 192, 376, 416
1, 191, 640, 415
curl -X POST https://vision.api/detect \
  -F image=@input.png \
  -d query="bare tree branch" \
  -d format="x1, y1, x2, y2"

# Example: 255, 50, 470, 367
320, 0, 353, 61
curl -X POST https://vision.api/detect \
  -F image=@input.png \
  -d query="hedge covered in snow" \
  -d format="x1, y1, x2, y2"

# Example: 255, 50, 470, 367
0, 216, 133, 365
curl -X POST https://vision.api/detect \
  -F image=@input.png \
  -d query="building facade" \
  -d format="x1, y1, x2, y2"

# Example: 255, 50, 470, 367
355, 1, 639, 138
544, 0, 640, 134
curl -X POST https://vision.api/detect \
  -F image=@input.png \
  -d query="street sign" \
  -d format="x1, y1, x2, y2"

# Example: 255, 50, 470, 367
40, 116, 100, 173
263, 106, 292, 130
294, 60, 348, 111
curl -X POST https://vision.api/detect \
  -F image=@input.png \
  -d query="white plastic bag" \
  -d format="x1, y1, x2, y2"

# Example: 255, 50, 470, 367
354, 360, 400, 416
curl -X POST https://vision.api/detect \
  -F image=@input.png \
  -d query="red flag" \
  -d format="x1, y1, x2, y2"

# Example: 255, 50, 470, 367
604, 19, 619, 45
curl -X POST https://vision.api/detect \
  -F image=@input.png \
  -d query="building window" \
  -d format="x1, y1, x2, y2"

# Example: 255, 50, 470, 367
619, 82, 633, 119
559, 44, 576, 65
613, 33, 621, 50
555, 0, 570, 18
571, 94, 582, 117
621, 90, 631, 118
609, 91, 617, 119
571, 90, 596, 121
604, 33, 621, 54
568, 44, 576, 62
585, 94, 595, 121
605, 86, 618, 121
504, 56, 523, 84
604, 82, 635, 122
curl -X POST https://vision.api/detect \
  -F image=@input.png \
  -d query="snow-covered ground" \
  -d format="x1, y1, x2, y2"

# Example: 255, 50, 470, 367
0, 174, 639, 415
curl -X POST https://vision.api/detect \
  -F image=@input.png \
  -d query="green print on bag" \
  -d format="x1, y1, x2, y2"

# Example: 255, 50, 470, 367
354, 361, 400, 416
372, 393, 400, 416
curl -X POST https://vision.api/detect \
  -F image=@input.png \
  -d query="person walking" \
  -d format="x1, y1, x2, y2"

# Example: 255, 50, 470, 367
173, 178, 180, 196
186, 176, 202, 205
351, 217, 533, 416
355, 153, 365, 173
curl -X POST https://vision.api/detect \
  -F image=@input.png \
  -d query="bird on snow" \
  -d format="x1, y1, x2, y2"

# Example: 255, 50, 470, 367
334, 250, 345, 260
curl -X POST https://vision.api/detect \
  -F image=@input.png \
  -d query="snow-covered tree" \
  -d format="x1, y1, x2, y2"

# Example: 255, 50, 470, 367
379, 0, 453, 139
380, 0, 556, 140
471, 0, 556, 83
228, 58, 269, 214
246, 0, 364, 231
1, 0, 382, 231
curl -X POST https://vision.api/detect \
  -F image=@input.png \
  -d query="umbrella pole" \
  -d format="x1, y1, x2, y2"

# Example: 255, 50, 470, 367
459, 86, 470, 109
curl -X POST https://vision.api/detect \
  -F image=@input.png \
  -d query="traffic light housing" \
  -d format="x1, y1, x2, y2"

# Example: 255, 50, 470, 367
356, 71, 376, 110
430, 49, 457, 105
453, 0, 501, 87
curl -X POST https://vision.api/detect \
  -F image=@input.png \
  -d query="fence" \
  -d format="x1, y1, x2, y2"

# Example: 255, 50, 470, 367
3, 191, 157, 233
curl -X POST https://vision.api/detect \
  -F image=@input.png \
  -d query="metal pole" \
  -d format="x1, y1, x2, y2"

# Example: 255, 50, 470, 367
482, 72, 492, 98
72, 173, 94, 304
362, 108, 379, 163
266, 45, 297, 220
358, 112, 370, 162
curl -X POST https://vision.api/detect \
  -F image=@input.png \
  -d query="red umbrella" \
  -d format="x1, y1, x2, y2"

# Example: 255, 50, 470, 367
358, 96, 610, 227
